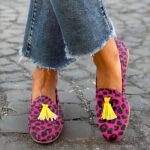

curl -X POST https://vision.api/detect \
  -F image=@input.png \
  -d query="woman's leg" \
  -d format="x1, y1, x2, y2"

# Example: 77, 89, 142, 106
31, 68, 58, 104
50, 0, 130, 142
19, 0, 71, 143
92, 38, 122, 93
19, 0, 76, 104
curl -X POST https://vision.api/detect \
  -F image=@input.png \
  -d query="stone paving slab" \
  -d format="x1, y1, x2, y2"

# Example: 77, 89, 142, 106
0, 0, 150, 149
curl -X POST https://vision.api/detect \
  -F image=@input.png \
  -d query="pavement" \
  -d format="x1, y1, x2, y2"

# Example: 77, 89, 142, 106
0, 0, 150, 149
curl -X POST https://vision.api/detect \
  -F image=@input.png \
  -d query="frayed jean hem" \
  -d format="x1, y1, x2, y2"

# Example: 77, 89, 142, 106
64, 29, 117, 60
18, 29, 117, 70
18, 48, 76, 71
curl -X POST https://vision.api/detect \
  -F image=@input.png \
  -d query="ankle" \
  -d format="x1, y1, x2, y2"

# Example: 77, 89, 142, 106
32, 67, 58, 81
96, 69, 122, 92
31, 67, 58, 102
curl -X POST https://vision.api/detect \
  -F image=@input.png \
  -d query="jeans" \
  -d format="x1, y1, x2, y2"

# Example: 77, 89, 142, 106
19, 0, 116, 70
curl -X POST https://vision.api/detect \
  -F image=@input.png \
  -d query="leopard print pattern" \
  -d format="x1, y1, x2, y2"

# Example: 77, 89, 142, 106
96, 38, 130, 142
115, 38, 128, 94
96, 89, 130, 142
28, 90, 64, 143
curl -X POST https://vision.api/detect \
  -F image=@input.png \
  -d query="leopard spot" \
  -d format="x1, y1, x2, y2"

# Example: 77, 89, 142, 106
107, 128, 113, 134
98, 101, 102, 108
110, 101, 114, 107
114, 126, 119, 130
126, 110, 129, 114
117, 107, 123, 114
121, 104, 126, 109
42, 132, 46, 137
48, 123, 52, 126
118, 132, 123, 136
30, 120, 36, 123
47, 136, 51, 140
121, 125, 126, 130
55, 132, 59, 137
98, 95, 103, 99
109, 134, 117, 141
122, 115, 127, 119
108, 119, 115, 124
35, 128, 40, 131
55, 125, 59, 130
32, 126, 35, 130
117, 121, 122, 126
97, 112, 101, 118
51, 135, 55, 140
115, 93, 120, 97
47, 128, 52, 133
113, 99, 118, 105
35, 123, 40, 126
41, 121, 45, 125
41, 126, 45, 130
99, 119, 106, 123
113, 107, 117, 111
117, 115, 121, 119
100, 124, 108, 132
103, 91, 107, 95
33, 111, 38, 114
122, 97, 125, 102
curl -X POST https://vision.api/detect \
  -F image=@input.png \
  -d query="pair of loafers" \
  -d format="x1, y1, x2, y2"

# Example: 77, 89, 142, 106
28, 38, 130, 143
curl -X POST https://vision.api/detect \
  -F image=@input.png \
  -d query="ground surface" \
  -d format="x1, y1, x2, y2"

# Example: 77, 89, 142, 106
0, 0, 150, 149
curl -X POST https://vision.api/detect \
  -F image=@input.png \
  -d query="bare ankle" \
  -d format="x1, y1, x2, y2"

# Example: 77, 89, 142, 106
31, 67, 58, 102
92, 38, 122, 93
32, 67, 58, 80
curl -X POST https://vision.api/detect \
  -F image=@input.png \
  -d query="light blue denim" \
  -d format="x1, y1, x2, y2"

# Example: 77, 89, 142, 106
19, 0, 116, 70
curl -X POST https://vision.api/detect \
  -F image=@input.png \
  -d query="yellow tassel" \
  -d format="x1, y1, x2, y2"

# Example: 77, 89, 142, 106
101, 97, 117, 120
38, 104, 58, 121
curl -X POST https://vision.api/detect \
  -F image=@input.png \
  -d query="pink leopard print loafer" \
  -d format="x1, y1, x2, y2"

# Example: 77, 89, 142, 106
115, 37, 129, 94
95, 38, 130, 142
96, 88, 130, 142
28, 89, 64, 144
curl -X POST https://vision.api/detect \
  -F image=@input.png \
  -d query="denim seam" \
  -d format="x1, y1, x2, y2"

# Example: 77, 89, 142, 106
25, 0, 38, 57
98, 0, 113, 31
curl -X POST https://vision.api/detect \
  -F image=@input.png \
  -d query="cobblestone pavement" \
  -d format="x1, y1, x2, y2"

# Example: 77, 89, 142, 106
0, 0, 150, 149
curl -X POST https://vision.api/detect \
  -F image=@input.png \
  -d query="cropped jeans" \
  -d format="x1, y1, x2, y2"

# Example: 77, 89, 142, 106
19, 0, 116, 70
